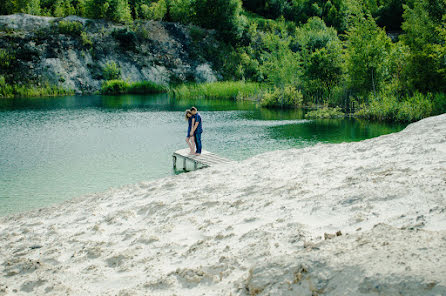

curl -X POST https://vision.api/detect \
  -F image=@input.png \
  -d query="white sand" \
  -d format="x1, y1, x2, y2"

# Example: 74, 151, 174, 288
1, 114, 445, 295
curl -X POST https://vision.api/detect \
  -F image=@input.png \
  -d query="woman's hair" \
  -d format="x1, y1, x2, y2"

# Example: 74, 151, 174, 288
185, 109, 192, 120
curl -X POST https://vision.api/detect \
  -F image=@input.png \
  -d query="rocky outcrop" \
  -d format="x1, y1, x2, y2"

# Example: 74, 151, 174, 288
0, 14, 223, 94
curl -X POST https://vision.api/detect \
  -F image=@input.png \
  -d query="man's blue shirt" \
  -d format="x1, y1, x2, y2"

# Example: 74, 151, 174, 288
194, 113, 203, 134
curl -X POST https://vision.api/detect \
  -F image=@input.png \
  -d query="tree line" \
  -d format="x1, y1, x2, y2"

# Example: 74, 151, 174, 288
0, 0, 445, 121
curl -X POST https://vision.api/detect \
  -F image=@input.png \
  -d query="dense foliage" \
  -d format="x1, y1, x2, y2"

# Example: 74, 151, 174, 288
0, 0, 445, 121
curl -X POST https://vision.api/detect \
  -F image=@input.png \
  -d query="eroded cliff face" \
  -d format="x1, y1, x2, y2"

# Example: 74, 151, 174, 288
0, 14, 222, 94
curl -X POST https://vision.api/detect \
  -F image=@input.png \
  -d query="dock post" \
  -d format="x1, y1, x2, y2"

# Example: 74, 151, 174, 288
173, 148, 233, 171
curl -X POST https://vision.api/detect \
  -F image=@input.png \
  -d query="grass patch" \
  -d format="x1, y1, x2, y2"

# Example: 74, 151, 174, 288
100, 80, 168, 95
355, 92, 444, 122
0, 76, 73, 98
305, 106, 345, 119
170, 81, 263, 100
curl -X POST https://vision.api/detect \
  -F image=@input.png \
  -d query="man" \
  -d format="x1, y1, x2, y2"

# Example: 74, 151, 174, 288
190, 107, 203, 155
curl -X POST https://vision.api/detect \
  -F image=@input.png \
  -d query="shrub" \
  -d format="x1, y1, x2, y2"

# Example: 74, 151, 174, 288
57, 20, 83, 36
135, 25, 150, 39
81, 32, 93, 47
355, 92, 438, 122
305, 107, 345, 119
260, 86, 303, 108
0, 49, 15, 68
355, 93, 399, 121
0, 76, 13, 97
189, 26, 207, 42
101, 80, 129, 95
103, 61, 121, 81
432, 93, 446, 115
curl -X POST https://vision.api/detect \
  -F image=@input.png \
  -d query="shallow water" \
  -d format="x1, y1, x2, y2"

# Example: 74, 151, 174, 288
0, 94, 407, 216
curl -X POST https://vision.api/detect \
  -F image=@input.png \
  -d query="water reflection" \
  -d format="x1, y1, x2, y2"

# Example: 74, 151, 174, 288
268, 118, 406, 143
0, 94, 408, 216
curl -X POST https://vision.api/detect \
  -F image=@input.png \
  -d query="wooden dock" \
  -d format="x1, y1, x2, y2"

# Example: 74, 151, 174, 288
172, 149, 233, 171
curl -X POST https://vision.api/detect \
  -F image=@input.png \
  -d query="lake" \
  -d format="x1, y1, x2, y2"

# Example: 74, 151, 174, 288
0, 94, 407, 216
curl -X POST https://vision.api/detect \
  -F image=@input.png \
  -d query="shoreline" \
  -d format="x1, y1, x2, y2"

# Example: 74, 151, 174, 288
1, 114, 445, 295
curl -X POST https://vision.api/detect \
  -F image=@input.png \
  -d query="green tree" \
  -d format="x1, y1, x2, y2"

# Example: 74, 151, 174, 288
139, 0, 167, 20
0, 0, 15, 14
293, 18, 343, 103
345, 13, 393, 97
85, 0, 132, 23
193, 0, 245, 43
400, 0, 446, 93
260, 32, 301, 88
166, 0, 194, 23
375, 0, 406, 30
52, 0, 77, 17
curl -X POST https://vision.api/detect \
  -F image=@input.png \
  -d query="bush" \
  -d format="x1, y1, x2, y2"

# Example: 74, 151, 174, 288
103, 61, 121, 81
355, 93, 399, 121
100, 80, 168, 95
81, 32, 93, 47
57, 20, 83, 36
189, 26, 207, 42
260, 86, 303, 108
355, 92, 439, 122
101, 80, 129, 95
432, 93, 446, 115
305, 107, 344, 119
395, 94, 433, 122
0, 76, 13, 97
0, 49, 15, 68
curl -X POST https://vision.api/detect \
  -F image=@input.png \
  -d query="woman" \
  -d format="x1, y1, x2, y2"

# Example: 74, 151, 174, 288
185, 110, 195, 154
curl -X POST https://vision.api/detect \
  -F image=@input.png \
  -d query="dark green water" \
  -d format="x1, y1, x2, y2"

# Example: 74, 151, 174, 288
0, 94, 407, 216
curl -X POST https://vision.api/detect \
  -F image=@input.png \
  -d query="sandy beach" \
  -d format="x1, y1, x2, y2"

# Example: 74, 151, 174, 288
1, 114, 445, 295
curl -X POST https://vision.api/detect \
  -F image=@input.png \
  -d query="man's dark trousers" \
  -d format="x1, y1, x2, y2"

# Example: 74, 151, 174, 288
194, 132, 202, 154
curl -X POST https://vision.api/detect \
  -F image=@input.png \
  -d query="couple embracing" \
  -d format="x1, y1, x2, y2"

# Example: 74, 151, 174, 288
185, 107, 203, 156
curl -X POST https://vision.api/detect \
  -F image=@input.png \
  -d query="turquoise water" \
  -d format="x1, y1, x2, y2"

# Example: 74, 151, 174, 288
0, 94, 407, 216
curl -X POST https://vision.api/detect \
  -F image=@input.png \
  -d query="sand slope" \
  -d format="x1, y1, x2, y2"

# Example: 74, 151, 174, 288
1, 114, 445, 295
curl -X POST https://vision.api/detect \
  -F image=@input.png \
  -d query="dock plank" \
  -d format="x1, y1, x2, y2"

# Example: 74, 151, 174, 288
172, 149, 233, 170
